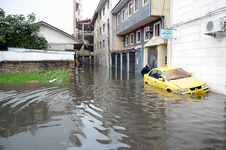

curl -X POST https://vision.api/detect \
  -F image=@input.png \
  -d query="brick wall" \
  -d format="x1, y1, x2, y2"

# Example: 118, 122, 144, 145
0, 61, 72, 73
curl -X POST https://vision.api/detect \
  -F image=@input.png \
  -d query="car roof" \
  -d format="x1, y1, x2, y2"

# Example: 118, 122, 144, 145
152, 66, 180, 71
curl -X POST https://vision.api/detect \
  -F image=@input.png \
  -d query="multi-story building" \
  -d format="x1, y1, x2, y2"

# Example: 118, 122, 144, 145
111, 0, 170, 73
169, 0, 226, 95
76, 19, 94, 62
91, 0, 119, 67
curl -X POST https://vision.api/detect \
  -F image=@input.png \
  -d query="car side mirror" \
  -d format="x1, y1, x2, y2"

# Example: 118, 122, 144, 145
159, 78, 164, 82
189, 73, 192, 77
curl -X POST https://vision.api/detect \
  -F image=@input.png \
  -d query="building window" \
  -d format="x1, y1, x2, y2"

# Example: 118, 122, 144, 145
136, 30, 141, 43
154, 22, 160, 36
135, 0, 139, 12
100, 42, 102, 49
122, 9, 125, 22
144, 26, 150, 41
100, 27, 102, 34
103, 24, 105, 32
100, 12, 101, 20
117, 13, 120, 25
130, 33, 134, 45
107, 0, 109, 9
143, 0, 148, 6
125, 35, 129, 46
128, 2, 132, 17
103, 7, 105, 16
103, 40, 105, 48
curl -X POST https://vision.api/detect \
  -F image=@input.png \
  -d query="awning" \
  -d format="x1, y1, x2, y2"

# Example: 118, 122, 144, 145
144, 36, 167, 48
111, 45, 142, 53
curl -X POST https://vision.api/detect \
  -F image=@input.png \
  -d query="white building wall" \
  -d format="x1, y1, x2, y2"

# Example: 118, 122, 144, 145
97, 0, 118, 67
39, 25, 78, 50
170, 0, 226, 95
0, 50, 74, 62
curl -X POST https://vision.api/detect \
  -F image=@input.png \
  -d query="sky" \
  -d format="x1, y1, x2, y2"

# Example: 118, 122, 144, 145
0, 0, 100, 34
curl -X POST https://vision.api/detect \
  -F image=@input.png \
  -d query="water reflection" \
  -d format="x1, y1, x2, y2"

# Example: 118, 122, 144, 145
0, 64, 226, 150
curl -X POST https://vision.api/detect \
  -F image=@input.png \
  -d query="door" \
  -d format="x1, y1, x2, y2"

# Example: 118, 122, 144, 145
117, 54, 120, 70
111, 53, 115, 68
147, 70, 164, 87
122, 53, 127, 71
148, 50, 157, 69
129, 52, 135, 72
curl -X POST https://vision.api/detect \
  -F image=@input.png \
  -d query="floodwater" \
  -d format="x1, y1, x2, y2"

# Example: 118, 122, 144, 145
0, 64, 226, 150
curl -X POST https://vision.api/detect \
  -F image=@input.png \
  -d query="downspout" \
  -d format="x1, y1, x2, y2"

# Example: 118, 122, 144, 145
149, 0, 151, 16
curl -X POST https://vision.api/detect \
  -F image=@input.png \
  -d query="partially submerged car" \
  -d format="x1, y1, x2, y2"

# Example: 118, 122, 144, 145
143, 66, 209, 94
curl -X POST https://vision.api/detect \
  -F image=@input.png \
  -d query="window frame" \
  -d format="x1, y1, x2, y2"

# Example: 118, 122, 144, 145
103, 7, 105, 16
103, 23, 105, 32
130, 33, 134, 45
107, 0, 109, 9
144, 26, 150, 41
128, 1, 132, 17
125, 35, 129, 46
136, 30, 141, 43
143, 0, 148, 7
117, 13, 120, 25
134, 0, 139, 13
103, 40, 105, 48
153, 22, 161, 36
122, 9, 125, 22
100, 27, 102, 34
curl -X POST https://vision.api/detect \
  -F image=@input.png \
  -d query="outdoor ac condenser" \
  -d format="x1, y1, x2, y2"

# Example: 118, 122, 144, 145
206, 18, 224, 33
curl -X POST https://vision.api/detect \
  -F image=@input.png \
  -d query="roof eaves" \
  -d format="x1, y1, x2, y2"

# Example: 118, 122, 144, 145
37, 21, 83, 44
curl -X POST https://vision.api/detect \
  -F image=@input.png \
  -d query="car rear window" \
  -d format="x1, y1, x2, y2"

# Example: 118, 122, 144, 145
162, 68, 190, 81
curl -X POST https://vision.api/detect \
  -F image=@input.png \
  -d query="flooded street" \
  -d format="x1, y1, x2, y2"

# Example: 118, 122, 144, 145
0, 64, 226, 150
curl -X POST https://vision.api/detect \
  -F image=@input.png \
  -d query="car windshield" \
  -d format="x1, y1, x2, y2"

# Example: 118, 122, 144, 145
161, 68, 190, 81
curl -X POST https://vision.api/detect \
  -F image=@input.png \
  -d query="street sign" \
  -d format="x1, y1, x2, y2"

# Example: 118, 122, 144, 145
161, 29, 173, 39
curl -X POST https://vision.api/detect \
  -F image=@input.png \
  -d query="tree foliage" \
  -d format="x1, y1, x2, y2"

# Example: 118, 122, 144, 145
0, 8, 48, 50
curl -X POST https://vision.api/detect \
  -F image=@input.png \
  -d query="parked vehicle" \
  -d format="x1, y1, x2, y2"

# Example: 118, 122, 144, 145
143, 66, 209, 94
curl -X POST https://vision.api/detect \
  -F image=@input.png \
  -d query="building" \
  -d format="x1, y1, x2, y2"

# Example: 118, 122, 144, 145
111, 0, 171, 73
169, 0, 226, 95
76, 19, 94, 63
38, 21, 83, 51
91, 0, 119, 67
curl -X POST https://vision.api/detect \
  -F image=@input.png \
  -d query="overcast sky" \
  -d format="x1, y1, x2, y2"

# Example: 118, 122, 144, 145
0, 0, 100, 34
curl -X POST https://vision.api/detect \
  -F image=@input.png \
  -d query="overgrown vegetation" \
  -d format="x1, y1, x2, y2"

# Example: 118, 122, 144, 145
0, 69, 69, 84
0, 8, 48, 50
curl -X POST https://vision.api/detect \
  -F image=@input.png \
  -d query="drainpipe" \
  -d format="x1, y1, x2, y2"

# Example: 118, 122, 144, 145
142, 46, 143, 68
82, 23, 84, 62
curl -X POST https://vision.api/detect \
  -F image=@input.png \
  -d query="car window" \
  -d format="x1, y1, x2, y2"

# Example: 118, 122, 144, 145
149, 70, 162, 79
156, 70, 162, 79
149, 70, 157, 78
162, 68, 190, 81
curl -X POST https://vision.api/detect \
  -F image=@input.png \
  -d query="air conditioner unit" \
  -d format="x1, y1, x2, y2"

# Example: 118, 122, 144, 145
206, 18, 224, 33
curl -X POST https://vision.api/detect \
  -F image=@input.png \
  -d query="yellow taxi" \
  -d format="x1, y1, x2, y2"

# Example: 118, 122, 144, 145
143, 66, 209, 94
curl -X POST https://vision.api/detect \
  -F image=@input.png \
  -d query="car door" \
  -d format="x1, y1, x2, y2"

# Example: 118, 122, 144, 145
155, 70, 165, 88
147, 70, 164, 88
147, 70, 157, 86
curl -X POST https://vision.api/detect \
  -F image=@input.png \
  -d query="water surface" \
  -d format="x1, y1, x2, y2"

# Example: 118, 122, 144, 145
0, 65, 226, 150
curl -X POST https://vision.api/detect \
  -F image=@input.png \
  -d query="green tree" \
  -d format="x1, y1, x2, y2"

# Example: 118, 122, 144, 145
0, 8, 48, 50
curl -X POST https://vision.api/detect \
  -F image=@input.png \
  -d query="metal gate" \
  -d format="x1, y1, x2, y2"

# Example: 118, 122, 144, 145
111, 54, 115, 68
129, 52, 135, 72
122, 53, 127, 71
117, 54, 120, 70
148, 50, 157, 69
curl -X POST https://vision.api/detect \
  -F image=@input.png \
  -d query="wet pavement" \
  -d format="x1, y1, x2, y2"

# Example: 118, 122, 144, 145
0, 64, 226, 150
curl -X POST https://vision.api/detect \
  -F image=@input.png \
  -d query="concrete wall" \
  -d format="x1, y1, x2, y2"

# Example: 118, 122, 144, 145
0, 50, 74, 62
170, 0, 226, 94
116, 0, 150, 35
